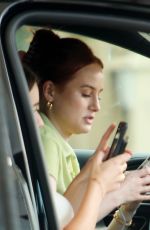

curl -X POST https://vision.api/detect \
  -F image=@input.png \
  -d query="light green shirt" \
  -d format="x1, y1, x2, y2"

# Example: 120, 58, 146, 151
39, 113, 80, 194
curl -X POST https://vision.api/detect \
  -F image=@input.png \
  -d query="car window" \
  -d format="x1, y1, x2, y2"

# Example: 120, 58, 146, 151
16, 26, 150, 155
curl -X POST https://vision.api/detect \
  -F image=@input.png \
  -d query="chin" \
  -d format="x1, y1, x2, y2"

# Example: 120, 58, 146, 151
75, 126, 92, 134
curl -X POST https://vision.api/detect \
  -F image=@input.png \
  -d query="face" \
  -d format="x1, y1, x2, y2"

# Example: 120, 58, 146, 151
29, 82, 39, 111
47, 63, 104, 139
29, 82, 44, 127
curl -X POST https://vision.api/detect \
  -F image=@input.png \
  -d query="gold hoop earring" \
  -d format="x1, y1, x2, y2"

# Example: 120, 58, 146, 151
47, 101, 53, 111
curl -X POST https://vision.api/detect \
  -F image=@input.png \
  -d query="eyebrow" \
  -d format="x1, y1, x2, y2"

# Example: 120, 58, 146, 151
80, 85, 103, 92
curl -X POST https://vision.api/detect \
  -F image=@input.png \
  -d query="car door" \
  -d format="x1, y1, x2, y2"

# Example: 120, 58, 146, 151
0, 0, 150, 229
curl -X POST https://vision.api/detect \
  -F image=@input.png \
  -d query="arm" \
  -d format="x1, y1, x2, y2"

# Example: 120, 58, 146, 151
64, 152, 131, 230
64, 180, 103, 230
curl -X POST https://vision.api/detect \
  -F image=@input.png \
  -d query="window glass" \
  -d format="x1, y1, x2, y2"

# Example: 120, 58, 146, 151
16, 26, 150, 154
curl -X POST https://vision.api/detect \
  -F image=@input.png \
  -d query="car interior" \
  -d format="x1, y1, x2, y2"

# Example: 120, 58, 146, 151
0, 0, 150, 229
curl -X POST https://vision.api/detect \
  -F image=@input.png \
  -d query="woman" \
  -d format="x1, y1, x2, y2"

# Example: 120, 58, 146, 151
24, 61, 130, 230
22, 29, 150, 228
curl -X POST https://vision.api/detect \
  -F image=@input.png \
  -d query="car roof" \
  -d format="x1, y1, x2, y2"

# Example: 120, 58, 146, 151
32, 0, 150, 7
0, 0, 149, 58
1, 0, 150, 5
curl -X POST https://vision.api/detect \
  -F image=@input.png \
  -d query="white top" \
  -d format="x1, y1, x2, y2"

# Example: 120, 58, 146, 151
53, 192, 74, 229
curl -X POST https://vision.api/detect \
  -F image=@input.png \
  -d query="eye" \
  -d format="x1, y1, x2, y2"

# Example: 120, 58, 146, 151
82, 93, 91, 97
81, 89, 92, 98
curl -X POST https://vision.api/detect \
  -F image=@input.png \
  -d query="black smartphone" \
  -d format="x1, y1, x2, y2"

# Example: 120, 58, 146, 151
108, 121, 128, 158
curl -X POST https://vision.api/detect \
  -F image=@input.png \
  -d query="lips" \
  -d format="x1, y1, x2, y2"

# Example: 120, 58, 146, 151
84, 116, 94, 124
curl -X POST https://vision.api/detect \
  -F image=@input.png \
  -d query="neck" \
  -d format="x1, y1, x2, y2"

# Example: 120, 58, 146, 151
45, 110, 71, 141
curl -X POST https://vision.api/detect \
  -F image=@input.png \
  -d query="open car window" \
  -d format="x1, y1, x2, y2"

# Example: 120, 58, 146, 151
16, 26, 150, 155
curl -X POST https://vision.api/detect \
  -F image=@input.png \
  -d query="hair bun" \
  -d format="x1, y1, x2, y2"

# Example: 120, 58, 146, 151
23, 29, 60, 70
30, 29, 60, 54
34, 29, 59, 45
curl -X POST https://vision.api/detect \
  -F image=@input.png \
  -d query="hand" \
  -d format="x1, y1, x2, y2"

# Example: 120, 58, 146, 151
89, 152, 131, 196
108, 167, 150, 206
94, 123, 116, 160
65, 151, 131, 215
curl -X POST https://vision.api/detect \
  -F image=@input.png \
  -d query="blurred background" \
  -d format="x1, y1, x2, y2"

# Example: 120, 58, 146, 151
16, 26, 150, 154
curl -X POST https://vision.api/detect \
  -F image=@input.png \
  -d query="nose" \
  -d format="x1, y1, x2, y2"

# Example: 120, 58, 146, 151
89, 96, 100, 112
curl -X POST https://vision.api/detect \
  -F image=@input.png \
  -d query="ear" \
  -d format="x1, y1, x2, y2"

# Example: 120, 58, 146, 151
42, 81, 55, 102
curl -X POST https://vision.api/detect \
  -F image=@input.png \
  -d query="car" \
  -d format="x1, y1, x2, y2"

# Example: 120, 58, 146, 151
0, 0, 150, 229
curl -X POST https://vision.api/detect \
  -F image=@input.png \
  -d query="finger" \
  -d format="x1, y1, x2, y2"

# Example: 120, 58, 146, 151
124, 149, 132, 156
141, 175, 150, 185
139, 167, 150, 178
95, 151, 105, 163
114, 153, 131, 164
141, 185, 150, 194
96, 123, 116, 153
140, 194, 150, 200
103, 146, 110, 161
105, 146, 110, 154
118, 173, 126, 182
121, 162, 128, 172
